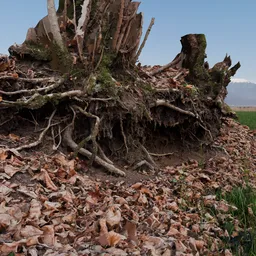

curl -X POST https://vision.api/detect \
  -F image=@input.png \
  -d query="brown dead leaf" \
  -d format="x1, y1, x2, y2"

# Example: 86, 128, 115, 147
248, 207, 254, 216
169, 201, 179, 212
195, 240, 205, 250
20, 225, 43, 238
12, 73, 19, 79
138, 192, 148, 204
41, 225, 56, 247
0, 241, 20, 254
25, 236, 40, 246
42, 169, 58, 191
131, 182, 143, 189
192, 224, 200, 233
9, 133, 20, 141
0, 149, 8, 160
216, 200, 230, 213
28, 199, 42, 221
4, 164, 20, 177
108, 231, 125, 247
99, 218, 110, 246
167, 227, 180, 236
125, 220, 138, 244
0, 213, 12, 231
225, 249, 233, 256
106, 205, 121, 227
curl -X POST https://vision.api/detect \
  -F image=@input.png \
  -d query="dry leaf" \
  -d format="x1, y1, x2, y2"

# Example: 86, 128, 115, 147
42, 225, 55, 247
0, 213, 12, 230
0, 149, 7, 160
195, 240, 204, 250
20, 225, 43, 238
41, 169, 58, 191
9, 133, 20, 141
28, 199, 42, 221
106, 206, 121, 227
98, 218, 110, 247
4, 164, 20, 177
125, 220, 138, 244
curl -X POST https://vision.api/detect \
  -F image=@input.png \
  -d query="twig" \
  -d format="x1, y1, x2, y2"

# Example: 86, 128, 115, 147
0, 77, 64, 95
134, 17, 155, 62
212, 145, 230, 156
149, 152, 174, 157
90, 97, 113, 102
11, 109, 56, 151
155, 100, 197, 118
64, 126, 126, 176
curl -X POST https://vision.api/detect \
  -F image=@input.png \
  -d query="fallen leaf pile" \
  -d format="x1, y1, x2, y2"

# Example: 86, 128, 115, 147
140, 65, 194, 91
0, 118, 255, 256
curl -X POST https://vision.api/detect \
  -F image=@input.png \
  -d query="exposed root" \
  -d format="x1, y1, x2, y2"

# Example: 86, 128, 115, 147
73, 105, 100, 166
149, 152, 174, 157
52, 125, 62, 151
212, 144, 230, 156
199, 123, 213, 141
132, 160, 155, 171
0, 76, 55, 83
0, 77, 64, 95
64, 126, 126, 176
97, 144, 114, 165
120, 114, 128, 154
11, 109, 56, 151
0, 90, 84, 109
155, 100, 197, 118
141, 144, 157, 167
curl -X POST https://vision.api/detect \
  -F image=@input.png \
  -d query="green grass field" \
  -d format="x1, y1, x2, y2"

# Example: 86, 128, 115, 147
236, 111, 256, 130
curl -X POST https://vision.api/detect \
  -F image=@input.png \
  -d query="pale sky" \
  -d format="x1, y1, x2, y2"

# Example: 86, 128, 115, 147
1, 1, 256, 81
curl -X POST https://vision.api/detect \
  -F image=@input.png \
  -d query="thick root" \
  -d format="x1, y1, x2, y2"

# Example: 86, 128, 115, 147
64, 126, 126, 177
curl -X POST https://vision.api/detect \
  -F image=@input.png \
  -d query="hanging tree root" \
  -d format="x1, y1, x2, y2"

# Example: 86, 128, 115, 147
63, 126, 126, 176
72, 105, 100, 166
154, 100, 197, 118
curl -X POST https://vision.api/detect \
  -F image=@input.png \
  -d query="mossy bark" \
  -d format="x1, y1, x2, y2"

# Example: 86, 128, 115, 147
181, 34, 209, 81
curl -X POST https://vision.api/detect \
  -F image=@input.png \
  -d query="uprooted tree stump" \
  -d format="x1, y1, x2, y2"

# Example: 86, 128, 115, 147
0, 0, 240, 176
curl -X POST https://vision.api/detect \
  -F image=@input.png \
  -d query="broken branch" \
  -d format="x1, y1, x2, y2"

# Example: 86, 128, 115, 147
134, 17, 155, 62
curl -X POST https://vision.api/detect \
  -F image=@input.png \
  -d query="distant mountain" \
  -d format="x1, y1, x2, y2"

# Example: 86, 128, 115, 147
225, 79, 256, 106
